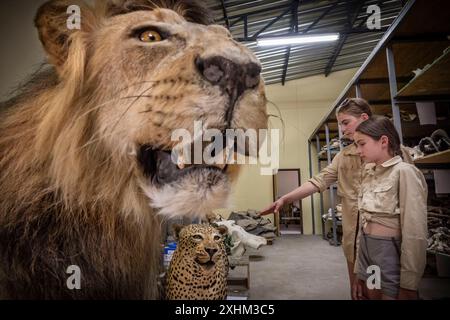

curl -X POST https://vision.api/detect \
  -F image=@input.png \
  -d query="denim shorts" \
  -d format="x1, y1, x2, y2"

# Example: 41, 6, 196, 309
357, 231, 401, 298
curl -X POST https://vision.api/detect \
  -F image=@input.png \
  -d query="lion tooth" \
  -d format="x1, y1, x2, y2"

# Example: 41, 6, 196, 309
177, 163, 185, 170
177, 153, 185, 169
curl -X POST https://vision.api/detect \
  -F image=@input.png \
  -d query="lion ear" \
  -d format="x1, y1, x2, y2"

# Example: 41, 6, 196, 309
34, 0, 86, 68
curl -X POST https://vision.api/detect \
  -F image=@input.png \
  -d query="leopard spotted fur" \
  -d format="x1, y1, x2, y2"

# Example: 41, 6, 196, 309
166, 224, 229, 300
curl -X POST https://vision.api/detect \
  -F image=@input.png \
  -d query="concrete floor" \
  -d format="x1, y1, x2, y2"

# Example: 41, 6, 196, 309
229, 234, 450, 300
245, 235, 351, 300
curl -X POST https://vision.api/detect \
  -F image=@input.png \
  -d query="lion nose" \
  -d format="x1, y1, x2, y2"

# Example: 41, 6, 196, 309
206, 248, 218, 258
195, 56, 261, 98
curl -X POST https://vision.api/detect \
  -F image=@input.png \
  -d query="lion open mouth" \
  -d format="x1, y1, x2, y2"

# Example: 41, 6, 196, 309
137, 135, 242, 218
137, 132, 252, 186
138, 146, 228, 186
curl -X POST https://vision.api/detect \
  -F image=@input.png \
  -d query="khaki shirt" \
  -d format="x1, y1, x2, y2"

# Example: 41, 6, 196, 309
309, 143, 414, 263
357, 156, 428, 290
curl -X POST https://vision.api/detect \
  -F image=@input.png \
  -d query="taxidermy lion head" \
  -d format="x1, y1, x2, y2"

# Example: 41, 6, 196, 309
0, 0, 267, 299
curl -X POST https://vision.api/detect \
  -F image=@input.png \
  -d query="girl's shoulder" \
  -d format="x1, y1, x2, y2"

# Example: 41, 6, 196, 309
342, 143, 358, 156
395, 160, 419, 171
394, 161, 425, 181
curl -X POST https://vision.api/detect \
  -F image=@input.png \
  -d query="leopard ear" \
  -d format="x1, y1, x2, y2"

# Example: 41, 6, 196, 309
34, 0, 87, 68
172, 224, 184, 240
216, 225, 228, 236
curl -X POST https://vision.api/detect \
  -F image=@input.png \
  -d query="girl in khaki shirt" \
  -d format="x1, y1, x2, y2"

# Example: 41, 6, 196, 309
353, 116, 427, 300
260, 98, 413, 298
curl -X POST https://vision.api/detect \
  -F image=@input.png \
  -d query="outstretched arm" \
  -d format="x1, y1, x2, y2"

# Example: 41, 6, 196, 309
259, 182, 319, 215
260, 150, 342, 216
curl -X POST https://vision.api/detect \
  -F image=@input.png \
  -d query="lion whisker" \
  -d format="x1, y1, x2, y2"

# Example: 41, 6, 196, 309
56, 120, 149, 165
71, 80, 159, 122
110, 84, 156, 133
68, 83, 156, 155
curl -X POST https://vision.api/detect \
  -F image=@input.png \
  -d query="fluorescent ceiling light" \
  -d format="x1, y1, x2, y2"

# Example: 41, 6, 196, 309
257, 34, 340, 46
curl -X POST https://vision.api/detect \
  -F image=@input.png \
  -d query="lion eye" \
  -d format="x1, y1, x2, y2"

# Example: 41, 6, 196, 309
192, 234, 203, 241
139, 30, 162, 42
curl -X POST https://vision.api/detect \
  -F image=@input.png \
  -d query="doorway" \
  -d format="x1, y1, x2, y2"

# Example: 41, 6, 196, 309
273, 169, 303, 235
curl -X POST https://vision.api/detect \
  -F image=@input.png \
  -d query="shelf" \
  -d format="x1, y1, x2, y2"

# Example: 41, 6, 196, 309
427, 249, 450, 257
401, 119, 450, 140
414, 149, 450, 165
428, 212, 450, 219
396, 48, 450, 100
361, 41, 450, 81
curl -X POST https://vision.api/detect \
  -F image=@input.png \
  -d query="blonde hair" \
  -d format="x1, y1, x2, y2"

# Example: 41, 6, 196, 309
336, 97, 372, 117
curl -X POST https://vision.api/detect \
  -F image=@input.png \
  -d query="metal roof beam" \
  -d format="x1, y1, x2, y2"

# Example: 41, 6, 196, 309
252, 6, 293, 38
324, 0, 365, 76
229, 16, 243, 28
281, 46, 292, 85
226, 0, 338, 38
281, 0, 299, 85
212, 0, 404, 85
303, 1, 340, 33
226, 2, 292, 21
280, 0, 341, 84
224, 0, 319, 21
220, 0, 230, 29
236, 27, 387, 42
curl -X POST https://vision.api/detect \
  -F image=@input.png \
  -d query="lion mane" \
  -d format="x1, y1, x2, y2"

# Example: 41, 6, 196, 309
0, 0, 267, 299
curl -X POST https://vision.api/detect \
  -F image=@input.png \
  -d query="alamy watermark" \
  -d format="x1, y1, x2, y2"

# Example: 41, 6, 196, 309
366, 265, 381, 290
366, 5, 381, 30
67, 5, 81, 30
171, 121, 280, 175
66, 265, 81, 290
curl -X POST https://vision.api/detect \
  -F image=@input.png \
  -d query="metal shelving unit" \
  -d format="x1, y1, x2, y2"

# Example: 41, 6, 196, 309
311, 124, 342, 246
307, 0, 450, 245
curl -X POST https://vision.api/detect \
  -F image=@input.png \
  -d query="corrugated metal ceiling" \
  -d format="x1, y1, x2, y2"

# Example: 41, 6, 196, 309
206, 0, 405, 85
